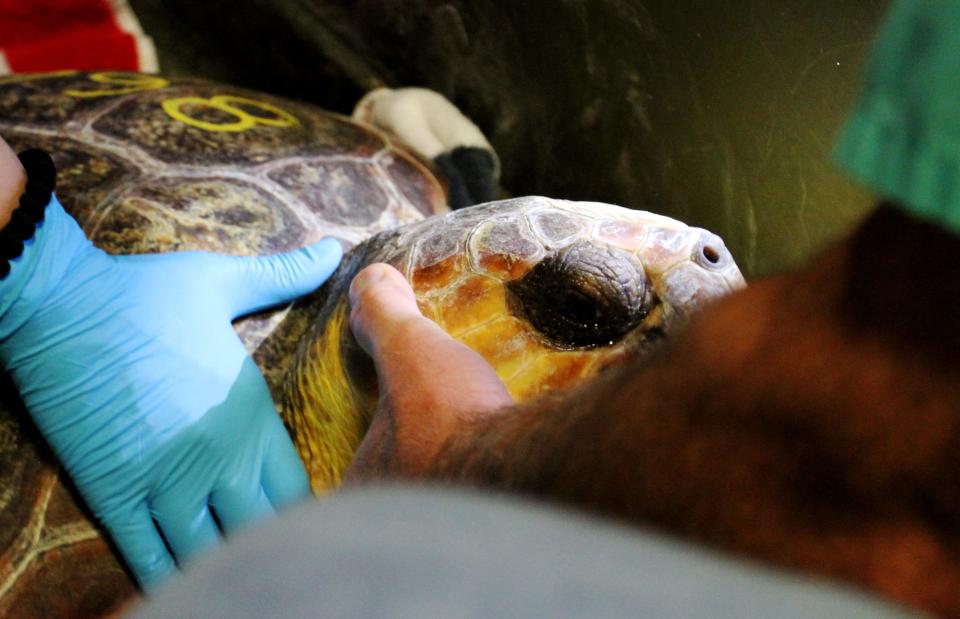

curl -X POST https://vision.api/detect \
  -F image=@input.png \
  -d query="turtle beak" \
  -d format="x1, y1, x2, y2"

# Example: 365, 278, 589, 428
658, 230, 746, 324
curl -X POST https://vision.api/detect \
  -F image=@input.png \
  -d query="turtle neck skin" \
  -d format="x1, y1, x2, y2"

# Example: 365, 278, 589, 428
0, 136, 26, 229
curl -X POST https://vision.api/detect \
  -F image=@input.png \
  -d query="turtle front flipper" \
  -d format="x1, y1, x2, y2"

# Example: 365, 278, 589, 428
353, 87, 499, 209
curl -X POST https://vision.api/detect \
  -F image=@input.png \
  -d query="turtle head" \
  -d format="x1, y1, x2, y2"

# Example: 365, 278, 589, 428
393, 197, 745, 399
278, 196, 745, 493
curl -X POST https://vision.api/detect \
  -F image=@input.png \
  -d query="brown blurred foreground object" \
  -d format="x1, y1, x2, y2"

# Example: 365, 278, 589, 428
431, 204, 960, 617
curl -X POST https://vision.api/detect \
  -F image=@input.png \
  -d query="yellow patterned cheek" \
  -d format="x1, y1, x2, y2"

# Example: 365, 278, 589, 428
282, 302, 369, 495
456, 316, 536, 394
503, 350, 603, 401
435, 274, 507, 336
435, 275, 612, 403
453, 314, 607, 403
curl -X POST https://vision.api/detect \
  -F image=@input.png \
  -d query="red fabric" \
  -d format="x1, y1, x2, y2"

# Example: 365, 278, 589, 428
0, 0, 141, 72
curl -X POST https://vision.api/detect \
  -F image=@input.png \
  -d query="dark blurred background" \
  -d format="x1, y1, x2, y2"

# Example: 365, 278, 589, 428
129, 0, 891, 278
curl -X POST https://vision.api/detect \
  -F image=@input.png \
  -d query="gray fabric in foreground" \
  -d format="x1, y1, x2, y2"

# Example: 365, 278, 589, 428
131, 485, 918, 618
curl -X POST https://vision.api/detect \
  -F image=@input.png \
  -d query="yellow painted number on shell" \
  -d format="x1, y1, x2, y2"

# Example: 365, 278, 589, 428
63, 72, 169, 98
0, 70, 77, 86
161, 95, 299, 133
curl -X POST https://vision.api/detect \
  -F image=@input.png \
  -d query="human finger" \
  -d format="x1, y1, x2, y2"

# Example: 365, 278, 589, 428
348, 263, 423, 356
221, 237, 343, 318
151, 499, 221, 569
260, 418, 311, 508
210, 479, 275, 533
103, 503, 177, 592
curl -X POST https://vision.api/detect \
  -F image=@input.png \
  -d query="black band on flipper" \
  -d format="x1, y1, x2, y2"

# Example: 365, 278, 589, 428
433, 146, 497, 210
450, 146, 497, 206
433, 153, 473, 210
0, 149, 56, 280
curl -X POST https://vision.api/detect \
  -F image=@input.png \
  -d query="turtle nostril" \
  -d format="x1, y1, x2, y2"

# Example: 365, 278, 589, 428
693, 232, 730, 270
702, 245, 721, 264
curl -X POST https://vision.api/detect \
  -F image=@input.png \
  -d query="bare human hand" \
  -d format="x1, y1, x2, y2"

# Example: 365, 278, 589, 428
344, 263, 513, 480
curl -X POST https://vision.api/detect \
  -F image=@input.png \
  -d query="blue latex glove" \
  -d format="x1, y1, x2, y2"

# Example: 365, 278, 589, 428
0, 195, 342, 590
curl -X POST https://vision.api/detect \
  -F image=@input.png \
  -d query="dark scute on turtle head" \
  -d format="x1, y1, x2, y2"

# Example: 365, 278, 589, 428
507, 240, 653, 350
433, 146, 498, 209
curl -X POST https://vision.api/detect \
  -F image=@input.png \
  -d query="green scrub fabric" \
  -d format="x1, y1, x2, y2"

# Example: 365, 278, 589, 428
835, 0, 960, 235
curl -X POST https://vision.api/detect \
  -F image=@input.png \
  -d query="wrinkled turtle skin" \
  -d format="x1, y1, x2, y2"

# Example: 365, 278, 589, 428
0, 71, 743, 617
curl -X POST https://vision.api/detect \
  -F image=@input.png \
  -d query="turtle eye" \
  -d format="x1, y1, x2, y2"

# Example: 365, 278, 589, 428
507, 241, 651, 349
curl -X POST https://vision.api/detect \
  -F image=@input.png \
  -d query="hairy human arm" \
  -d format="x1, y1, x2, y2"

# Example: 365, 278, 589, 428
348, 206, 960, 616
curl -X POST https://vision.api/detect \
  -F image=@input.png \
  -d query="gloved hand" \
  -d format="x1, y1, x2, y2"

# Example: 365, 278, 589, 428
0, 193, 342, 590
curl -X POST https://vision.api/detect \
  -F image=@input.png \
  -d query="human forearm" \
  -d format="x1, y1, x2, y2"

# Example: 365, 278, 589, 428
0, 136, 26, 227
346, 208, 960, 613
418, 206, 960, 615
426, 316, 726, 516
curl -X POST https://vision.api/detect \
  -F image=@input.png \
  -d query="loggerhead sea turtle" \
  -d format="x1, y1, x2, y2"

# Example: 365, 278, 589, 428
0, 71, 744, 617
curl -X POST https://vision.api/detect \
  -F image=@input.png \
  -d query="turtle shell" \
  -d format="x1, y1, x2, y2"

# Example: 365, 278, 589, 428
0, 71, 447, 618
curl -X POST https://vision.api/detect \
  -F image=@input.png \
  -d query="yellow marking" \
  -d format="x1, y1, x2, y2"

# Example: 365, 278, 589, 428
63, 72, 169, 98
438, 275, 508, 335
457, 316, 534, 388
417, 298, 440, 323
162, 95, 298, 132
0, 70, 77, 85
281, 303, 369, 494
504, 350, 596, 401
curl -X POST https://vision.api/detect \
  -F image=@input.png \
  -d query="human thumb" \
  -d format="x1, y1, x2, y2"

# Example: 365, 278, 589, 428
221, 238, 343, 318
